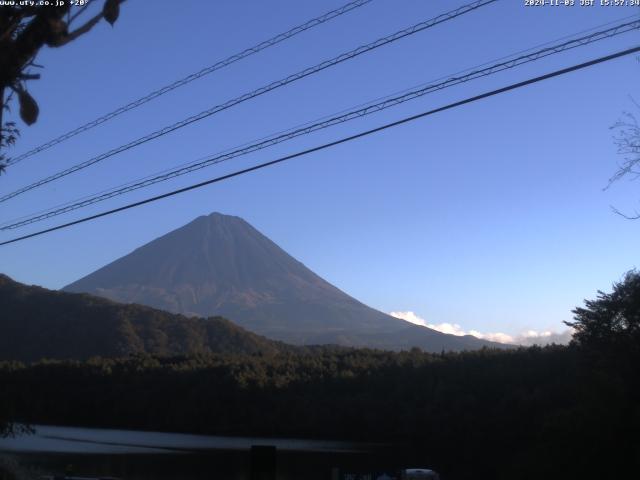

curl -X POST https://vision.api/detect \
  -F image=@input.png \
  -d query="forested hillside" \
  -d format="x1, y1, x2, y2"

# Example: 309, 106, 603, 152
0, 274, 286, 361
2, 273, 638, 480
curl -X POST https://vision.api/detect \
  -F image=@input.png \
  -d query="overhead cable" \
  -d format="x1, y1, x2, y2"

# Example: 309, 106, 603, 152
5, 0, 376, 167
2, 18, 638, 231
1, 44, 638, 247
0, 0, 497, 203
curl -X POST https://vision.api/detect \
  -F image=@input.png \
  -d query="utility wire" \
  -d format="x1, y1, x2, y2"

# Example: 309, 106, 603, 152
0, 0, 497, 204
1, 44, 638, 247
2, 18, 638, 231
5, 0, 375, 167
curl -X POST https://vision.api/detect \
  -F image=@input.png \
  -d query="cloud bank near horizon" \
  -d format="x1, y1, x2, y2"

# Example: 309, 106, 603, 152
389, 311, 573, 346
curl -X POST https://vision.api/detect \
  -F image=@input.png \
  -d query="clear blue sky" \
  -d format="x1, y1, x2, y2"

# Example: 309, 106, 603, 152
1, 0, 639, 340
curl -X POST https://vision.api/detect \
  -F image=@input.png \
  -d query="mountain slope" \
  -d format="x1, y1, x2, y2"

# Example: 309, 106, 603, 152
0, 274, 285, 362
64, 212, 504, 352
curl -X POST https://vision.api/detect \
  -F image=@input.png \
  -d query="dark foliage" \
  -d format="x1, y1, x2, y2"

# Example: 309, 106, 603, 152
0, 0, 124, 107
0, 1, 124, 170
567, 270, 640, 347
0, 343, 638, 480
0, 274, 288, 362
1, 273, 639, 478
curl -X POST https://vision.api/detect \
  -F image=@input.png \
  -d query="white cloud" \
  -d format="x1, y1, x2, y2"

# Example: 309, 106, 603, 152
426, 322, 467, 336
514, 329, 574, 346
389, 310, 427, 327
470, 330, 515, 344
389, 311, 573, 346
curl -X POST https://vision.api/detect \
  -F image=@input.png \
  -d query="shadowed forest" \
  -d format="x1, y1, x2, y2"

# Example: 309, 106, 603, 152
1, 273, 639, 480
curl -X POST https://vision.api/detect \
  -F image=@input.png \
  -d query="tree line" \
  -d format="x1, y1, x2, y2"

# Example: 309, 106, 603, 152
1, 272, 639, 480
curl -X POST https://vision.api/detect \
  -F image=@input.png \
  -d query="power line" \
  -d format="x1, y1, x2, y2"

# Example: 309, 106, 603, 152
353, 12, 640, 111
12, 11, 632, 232
1, 44, 638, 247
5, 0, 375, 167
0, 0, 497, 204
2, 18, 638, 231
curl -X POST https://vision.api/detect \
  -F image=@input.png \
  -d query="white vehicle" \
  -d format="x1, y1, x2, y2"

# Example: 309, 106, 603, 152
400, 468, 441, 480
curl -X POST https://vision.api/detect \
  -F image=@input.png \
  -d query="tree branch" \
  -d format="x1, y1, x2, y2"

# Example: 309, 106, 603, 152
51, 10, 102, 46
53, 0, 125, 47
68, 1, 94, 26
611, 205, 640, 220
18, 73, 40, 80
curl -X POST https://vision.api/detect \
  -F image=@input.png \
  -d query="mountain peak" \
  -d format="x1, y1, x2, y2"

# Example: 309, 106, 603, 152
208, 211, 238, 219
64, 215, 504, 352
188, 211, 247, 230
199, 211, 245, 223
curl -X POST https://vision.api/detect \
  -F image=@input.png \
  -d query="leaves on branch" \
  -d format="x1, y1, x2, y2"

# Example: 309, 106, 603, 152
103, 0, 120, 26
0, 0, 125, 136
17, 89, 38, 126
0, 121, 19, 148
44, 17, 69, 46
566, 270, 640, 346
